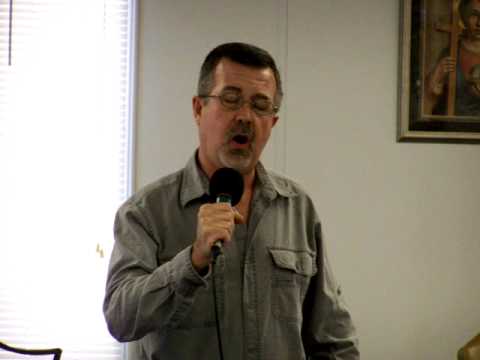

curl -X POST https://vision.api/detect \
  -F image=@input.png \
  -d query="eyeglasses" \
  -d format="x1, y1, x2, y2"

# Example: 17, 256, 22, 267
200, 91, 279, 117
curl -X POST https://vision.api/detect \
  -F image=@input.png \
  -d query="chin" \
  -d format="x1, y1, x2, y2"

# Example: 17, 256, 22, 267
219, 151, 255, 174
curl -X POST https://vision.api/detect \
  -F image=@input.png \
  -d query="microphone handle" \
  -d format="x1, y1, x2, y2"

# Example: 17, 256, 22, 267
211, 194, 232, 260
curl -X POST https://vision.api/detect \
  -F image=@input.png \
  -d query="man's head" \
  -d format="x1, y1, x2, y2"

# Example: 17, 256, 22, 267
460, 0, 480, 40
197, 42, 283, 109
192, 43, 282, 177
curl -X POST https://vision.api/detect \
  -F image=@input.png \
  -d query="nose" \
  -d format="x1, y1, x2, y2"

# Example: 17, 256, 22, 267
234, 101, 254, 123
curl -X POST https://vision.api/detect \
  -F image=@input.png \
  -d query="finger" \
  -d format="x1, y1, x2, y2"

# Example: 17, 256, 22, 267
443, 67, 454, 74
199, 205, 234, 224
202, 213, 236, 229
199, 202, 230, 215
216, 202, 232, 209
233, 208, 245, 224
207, 227, 232, 246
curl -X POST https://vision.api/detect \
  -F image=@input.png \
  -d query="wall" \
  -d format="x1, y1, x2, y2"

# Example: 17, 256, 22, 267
135, 1, 480, 359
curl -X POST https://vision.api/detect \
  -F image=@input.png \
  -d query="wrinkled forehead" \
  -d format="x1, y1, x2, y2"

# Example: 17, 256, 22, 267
213, 59, 277, 95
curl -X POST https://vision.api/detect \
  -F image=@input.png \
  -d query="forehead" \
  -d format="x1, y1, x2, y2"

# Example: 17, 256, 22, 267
212, 58, 277, 96
470, 0, 480, 10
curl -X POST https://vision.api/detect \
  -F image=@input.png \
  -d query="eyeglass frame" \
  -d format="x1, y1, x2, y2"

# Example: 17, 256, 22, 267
198, 91, 279, 117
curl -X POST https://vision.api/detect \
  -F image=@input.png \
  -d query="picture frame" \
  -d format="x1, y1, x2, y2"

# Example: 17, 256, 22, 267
398, 0, 480, 143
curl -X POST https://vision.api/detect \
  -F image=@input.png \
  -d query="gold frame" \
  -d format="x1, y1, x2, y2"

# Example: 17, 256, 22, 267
398, 0, 480, 142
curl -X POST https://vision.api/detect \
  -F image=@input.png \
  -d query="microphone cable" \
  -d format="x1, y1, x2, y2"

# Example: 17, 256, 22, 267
211, 253, 225, 360
208, 167, 244, 360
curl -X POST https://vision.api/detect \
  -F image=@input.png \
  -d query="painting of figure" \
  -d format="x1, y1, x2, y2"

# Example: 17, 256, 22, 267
423, 0, 480, 117
398, 0, 480, 142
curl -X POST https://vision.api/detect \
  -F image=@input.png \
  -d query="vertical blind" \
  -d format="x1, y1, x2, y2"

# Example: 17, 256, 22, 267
0, 0, 135, 359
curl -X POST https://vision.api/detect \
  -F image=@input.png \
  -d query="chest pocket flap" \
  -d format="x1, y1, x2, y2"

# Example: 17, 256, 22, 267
269, 248, 317, 276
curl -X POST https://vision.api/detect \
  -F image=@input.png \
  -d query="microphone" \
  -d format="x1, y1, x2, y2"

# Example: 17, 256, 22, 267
209, 167, 244, 259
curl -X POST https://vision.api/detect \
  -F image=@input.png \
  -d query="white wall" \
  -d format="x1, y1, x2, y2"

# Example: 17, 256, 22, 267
135, 1, 480, 359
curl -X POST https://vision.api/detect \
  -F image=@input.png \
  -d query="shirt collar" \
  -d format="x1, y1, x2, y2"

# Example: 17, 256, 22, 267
255, 161, 297, 200
180, 152, 210, 207
180, 151, 297, 207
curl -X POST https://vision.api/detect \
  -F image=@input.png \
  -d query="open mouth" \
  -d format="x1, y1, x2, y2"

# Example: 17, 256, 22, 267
232, 134, 249, 145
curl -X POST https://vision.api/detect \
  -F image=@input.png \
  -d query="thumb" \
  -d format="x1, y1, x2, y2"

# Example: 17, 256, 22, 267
233, 208, 245, 224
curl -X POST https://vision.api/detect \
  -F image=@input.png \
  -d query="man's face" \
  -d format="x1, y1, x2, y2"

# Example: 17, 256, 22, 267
465, 0, 480, 40
193, 58, 278, 177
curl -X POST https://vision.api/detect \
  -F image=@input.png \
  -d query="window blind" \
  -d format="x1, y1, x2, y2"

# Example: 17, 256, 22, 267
0, 1, 136, 359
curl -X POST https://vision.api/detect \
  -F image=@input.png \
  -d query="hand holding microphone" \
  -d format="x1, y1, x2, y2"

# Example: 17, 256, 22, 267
192, 168, 244, 271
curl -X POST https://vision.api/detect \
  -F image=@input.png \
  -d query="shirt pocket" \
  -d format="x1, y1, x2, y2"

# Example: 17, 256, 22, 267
269, 248, 317, 321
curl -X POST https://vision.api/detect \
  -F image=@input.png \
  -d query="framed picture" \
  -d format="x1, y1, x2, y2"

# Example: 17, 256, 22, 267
398, 0, 480, 142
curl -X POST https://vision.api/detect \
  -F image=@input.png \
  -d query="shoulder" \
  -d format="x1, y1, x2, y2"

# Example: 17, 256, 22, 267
122, 169, 184, 211
263, 168, 319, 218
265, 168, 312, 199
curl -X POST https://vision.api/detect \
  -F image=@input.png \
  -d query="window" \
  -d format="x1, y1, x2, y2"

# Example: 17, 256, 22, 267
0, 1, 136, 359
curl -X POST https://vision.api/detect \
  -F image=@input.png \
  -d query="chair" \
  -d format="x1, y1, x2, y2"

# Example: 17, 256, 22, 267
0, 341, 62, 359
458, 333, 480, 360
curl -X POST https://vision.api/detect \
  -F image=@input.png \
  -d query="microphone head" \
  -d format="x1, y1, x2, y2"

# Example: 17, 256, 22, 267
209, 167, 244, 206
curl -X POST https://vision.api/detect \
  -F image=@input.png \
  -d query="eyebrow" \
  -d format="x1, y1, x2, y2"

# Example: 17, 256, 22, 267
221, 86, 271, 100
221, 86, 242, 93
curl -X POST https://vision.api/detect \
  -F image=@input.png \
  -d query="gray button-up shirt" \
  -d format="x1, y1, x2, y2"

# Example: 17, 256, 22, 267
103, 154, 359, 360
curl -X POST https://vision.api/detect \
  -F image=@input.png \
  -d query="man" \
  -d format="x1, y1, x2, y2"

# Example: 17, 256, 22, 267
103, 42, 359, 360
425, 0, 480, 116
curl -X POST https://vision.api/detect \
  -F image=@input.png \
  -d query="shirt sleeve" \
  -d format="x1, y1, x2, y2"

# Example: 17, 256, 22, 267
302, 222, 360, 359
103, 201, 209, 342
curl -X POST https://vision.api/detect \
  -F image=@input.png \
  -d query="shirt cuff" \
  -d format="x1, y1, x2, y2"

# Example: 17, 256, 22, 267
169, 246, 210, 298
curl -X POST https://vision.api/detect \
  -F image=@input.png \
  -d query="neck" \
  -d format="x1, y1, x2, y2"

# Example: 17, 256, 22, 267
463, 38, 480, 53
236, 171, 255, 223
241, 170, 256, 192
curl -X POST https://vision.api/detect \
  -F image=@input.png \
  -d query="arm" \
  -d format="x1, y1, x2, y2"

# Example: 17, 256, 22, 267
103, 202, 209, 342
424, 56, 456, 114
302, 222, 360, 360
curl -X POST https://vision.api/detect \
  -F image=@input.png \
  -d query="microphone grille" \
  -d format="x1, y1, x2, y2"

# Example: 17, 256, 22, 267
209, 168, 244, 206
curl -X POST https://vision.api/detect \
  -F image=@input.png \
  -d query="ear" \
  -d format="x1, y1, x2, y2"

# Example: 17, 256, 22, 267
192, 96, 204, 125
271, 115, 279, 128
